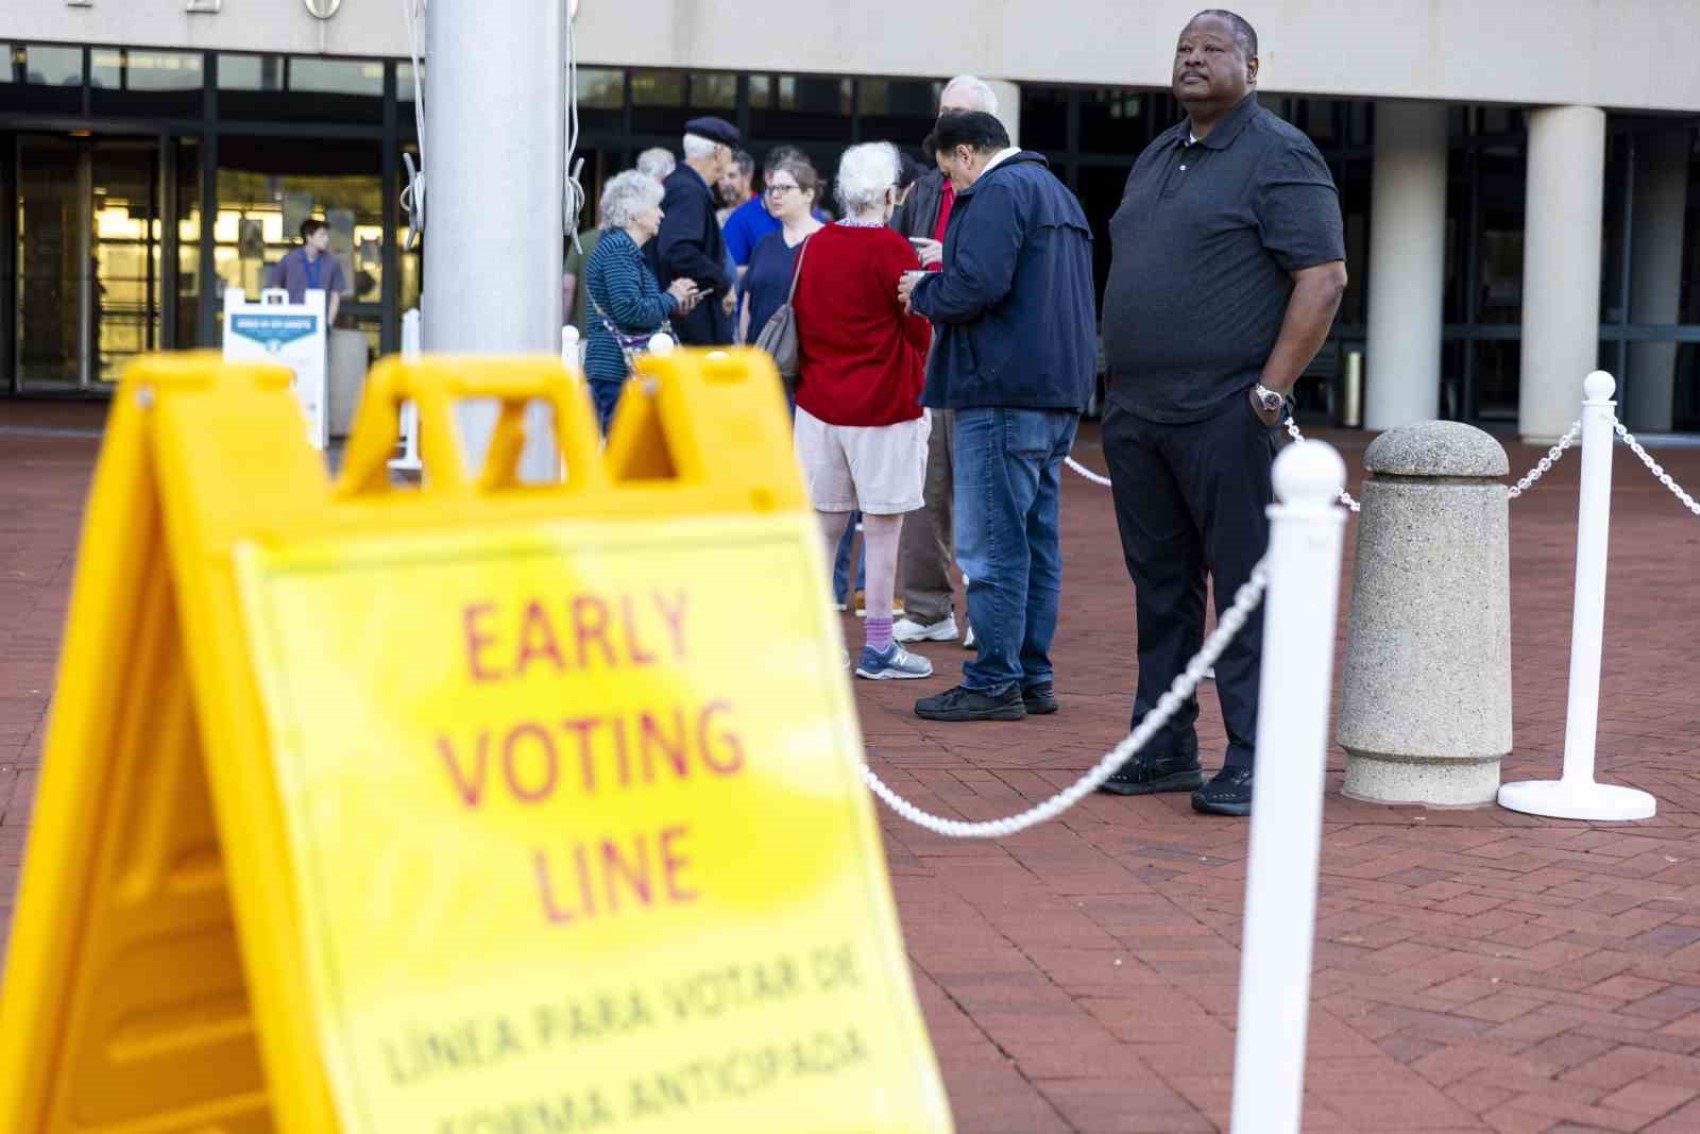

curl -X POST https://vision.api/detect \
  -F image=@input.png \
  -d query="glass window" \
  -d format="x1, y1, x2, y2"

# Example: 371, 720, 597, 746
0, 43, 12, 83
691, 72, 736, 109
1474, 147, 1526, 325
576, 67, 623, 132
750, 77, 852, 143
858, 78, 938, 144
1020, 86, 1070, 153
24, 44, 81, 87
217, 53, 383, 123
1080, 89, 1147, 155
630, 69, 684, 106
1, 45, 83, 112
749, 75, 773, 108
90, 49, 204, 116
631, 69, 743, 136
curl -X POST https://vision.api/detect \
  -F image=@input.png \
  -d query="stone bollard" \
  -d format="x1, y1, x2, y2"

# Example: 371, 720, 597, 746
1337, 421, 1512, 806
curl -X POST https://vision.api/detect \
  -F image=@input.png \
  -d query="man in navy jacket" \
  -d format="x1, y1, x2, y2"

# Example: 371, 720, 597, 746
900, 110, 1097, 722
647, 117, 739, 345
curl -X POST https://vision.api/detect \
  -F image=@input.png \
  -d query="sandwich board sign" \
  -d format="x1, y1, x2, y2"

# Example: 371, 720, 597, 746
224, 286, 328, 449
0, 349, 952, 1134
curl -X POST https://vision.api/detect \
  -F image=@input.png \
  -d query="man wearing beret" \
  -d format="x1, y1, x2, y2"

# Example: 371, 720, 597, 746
647, 116, 741, 346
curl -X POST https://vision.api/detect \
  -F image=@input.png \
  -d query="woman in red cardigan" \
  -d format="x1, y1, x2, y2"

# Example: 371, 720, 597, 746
792, 142, 936, 681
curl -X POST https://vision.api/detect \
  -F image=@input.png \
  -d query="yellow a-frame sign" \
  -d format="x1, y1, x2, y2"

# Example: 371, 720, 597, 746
0, 351, 951, 1134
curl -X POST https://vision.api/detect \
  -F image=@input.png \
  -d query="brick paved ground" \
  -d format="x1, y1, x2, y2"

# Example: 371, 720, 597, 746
6, 402, 1700, 1132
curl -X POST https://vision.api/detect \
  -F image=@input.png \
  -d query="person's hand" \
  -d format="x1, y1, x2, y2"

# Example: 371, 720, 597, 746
909, 237, 943, 268
667, 278, 700, 313
721, 289, 737, 317
897, 270, 923, 310
1250, 386, 1284, 427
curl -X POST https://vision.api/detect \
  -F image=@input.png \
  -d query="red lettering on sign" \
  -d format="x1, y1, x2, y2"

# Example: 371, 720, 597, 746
437, 732, 490, 808
571, 596, 616, 669
560, 716, 600, 793
533, 826, 697, 926
698, 699, 745, 775
515, 599, 565, 676
621, 594, 657, 666
638, 708, 689, 783
660, 825, 697, 905
502, 722, 559, 803
655, 590, 689, 661
462, 603, 503, 682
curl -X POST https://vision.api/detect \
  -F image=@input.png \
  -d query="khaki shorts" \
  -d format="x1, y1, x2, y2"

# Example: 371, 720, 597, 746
794, 407, 931, 515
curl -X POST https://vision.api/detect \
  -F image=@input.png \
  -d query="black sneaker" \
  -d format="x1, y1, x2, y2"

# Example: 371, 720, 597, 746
1099, 733, 1202, 796
914, 684, 1025, 722
1022, 682, 1059, 715
1191, 766, 1254, 816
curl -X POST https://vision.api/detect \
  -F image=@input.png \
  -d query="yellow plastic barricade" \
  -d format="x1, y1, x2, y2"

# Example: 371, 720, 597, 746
0, 349, 951, 1134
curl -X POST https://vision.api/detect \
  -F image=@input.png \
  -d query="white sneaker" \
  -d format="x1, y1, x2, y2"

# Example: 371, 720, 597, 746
963, 624, 977, 650
894, 614, 958, 643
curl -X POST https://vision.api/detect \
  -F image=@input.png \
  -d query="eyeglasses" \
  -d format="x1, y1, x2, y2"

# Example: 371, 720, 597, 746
765, 183, 800, 196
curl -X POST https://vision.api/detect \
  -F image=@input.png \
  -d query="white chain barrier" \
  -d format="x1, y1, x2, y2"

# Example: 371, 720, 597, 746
862, 559, 1268, 838
1613, 421, 1700, 517
1063, 416, 1588, 513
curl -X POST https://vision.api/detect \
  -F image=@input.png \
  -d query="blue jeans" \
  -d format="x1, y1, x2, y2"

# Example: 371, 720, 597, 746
952, 407, 1078, 695
833, 511, 866, 604
589, 376, 623, 434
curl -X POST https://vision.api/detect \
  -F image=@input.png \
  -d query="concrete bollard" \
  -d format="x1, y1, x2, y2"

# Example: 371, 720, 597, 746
1337, 421, 1512, 806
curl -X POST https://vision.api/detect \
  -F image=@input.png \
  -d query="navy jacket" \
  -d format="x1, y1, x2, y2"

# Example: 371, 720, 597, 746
647, 165, 734, 345
909, 152, 1096, 413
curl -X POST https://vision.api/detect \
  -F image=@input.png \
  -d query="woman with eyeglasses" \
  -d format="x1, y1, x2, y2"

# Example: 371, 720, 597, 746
739, 156, 826, 348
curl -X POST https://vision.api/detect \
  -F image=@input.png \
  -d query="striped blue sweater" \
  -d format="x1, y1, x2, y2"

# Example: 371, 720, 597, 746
583, 227, 677, 383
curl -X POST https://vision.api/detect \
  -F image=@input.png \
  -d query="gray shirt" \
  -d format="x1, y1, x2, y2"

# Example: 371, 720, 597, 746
267, 246, 349, 305
1101, 94, 1345, 423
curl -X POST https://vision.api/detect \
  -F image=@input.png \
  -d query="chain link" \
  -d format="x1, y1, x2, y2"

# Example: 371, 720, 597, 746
862, 560, 1268, 838
1506, 420, 1581, 500
1283, 418, 1361, 512
1614, 421, 1700, 516
1063, 456, 1114, 487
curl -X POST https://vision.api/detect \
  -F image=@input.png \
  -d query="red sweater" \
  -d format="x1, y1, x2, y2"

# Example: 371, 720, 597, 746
792, 225, 932, 427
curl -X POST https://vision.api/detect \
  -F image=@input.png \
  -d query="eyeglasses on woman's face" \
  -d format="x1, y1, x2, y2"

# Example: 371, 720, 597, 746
765, 181, 800, 197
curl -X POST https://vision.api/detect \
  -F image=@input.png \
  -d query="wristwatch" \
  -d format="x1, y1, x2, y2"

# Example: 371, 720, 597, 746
1254, 383, 1289, 414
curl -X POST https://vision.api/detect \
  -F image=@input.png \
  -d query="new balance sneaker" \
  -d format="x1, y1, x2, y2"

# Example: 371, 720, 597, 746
894, 614, 959, 643
914, 684, 1024, 722
855, 643, 933, 681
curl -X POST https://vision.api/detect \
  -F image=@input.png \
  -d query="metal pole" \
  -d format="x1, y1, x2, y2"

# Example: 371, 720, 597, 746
1229, 440, 1350, 1134
424, 0, 566, 482
1498, 372, 1656, 821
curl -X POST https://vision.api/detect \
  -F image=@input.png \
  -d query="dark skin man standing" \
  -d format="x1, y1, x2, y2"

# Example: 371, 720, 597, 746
1097, 9, 1348, 816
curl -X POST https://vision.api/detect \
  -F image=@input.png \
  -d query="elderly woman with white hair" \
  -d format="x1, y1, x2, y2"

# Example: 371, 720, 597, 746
791, 141, 934, 681
582, 169, 701, 431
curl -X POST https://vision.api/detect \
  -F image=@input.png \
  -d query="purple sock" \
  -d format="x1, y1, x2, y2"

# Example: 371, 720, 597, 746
866, 616, 894, 653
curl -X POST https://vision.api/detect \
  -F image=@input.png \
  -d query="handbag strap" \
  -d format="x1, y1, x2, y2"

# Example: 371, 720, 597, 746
783, 232, 813, 305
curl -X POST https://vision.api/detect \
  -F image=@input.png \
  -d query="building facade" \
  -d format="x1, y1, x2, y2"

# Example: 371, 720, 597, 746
2, 1, 1697, 438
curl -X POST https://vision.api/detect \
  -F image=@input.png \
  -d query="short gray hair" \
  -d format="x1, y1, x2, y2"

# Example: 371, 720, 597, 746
599, 169, 664, 230
635, 147, 675, 181
941, 74, 998, 116
835, 142, 901, 216
682, 134, 722, 162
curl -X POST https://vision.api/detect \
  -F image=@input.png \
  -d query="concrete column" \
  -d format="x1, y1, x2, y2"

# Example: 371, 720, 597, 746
985, 79, 1021, 148
1364, 102, 1448, 430
1519, 106, 1606, 442
1624, 129, 1692, 432
424, 0, 565, 479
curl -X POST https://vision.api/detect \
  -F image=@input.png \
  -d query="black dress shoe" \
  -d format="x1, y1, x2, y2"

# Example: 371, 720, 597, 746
915, 684, 1025, 722
1191, 766, 1254, 816
1099, 754, 1204, 796
1022, 682, 1059, 715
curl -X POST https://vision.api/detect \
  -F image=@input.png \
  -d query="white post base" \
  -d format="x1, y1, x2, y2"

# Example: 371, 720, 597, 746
1497, 777, 1656, 821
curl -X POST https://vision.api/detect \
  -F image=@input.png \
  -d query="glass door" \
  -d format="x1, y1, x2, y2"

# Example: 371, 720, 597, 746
14, 133, 166, 390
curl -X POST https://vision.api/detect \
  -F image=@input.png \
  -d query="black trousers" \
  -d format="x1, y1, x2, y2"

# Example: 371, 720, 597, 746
1101, 395, 1277, 768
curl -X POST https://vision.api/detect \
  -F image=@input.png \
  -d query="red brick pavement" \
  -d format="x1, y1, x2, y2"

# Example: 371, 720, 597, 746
6, 405, 1700, 1133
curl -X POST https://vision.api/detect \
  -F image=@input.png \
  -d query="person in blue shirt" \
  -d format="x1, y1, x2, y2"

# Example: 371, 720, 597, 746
267, 218, 348, 324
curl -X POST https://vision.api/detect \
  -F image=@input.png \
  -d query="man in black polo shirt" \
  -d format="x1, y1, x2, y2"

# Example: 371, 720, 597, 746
1098, 9, 1346, 816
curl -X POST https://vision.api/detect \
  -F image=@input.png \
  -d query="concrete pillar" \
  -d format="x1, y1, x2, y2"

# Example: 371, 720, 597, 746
424, 0, 564, 479
1337, 422, 1512, 807
985, 79, 1021, 148
1519, 106, 1606, 442
1624, 129, 1692, 432
1365, 102, 1448, 430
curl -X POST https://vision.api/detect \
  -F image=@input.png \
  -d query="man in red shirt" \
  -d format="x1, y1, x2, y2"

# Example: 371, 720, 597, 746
889, 75, 1004, 650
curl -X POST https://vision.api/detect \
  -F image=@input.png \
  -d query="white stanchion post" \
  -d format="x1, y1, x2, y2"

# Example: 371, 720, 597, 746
561, 324, 580, 367
389, 308, 423, 473
1229, 441, 1349, 1134
1498, 372, 1656, 821
647, 333, 675, 357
